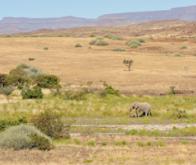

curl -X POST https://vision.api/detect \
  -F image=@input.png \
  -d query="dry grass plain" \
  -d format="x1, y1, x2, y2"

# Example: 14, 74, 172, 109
0, 22, 196, 165
0, 36, 196, 95
0, 136, 195, 165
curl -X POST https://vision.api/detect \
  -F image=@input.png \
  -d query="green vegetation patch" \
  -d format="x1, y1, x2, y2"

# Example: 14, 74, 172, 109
0, 124, 53, 150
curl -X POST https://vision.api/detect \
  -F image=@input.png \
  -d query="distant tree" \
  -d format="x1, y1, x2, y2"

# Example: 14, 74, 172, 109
123, 59, 133, 71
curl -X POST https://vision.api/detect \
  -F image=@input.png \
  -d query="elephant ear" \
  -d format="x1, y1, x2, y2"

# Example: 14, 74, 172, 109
132, 102, 138, 109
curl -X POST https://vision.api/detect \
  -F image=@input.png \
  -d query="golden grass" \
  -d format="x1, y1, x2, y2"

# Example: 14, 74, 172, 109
0, 137, 195, 165
0, 37, 196, 94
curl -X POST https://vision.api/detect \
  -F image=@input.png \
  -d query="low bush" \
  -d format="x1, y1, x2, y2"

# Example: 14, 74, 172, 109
0, 74, 8, 87
172, 109, 188, 119
127, 38, 145, 48
36, 74, 60, 89
21, 86, 43, 99
127, 40, 142, 48
75, 43, 82, 48
105, 34, 123, 40
28, 58, 35, 61
0, 124, 53, 150
168, 86, 176, 95
43, 47, 49, 50
89, 38, 109, 46
112, 48, 126, 52
31, 110, 68, 138
100, 83, 120, 96
180, 46, 187, 49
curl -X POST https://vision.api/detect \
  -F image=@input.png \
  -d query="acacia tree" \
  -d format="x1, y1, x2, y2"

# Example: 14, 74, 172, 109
123, 59, 133, 71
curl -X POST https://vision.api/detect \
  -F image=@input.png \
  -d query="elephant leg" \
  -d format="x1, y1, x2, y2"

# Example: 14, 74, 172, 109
135, 109, 138, 117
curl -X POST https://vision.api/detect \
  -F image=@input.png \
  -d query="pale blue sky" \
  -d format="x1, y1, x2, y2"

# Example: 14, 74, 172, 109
0, 0, 196, 19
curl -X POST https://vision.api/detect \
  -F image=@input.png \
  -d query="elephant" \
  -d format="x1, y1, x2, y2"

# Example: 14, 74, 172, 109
129, 102, 152, 117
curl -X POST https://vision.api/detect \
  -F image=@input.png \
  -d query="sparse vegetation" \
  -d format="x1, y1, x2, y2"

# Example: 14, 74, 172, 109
126, 127, 196, 137
89, 38, 109, 46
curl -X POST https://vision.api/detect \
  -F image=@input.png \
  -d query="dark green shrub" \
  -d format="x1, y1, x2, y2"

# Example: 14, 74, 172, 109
36, 74, 60, 89
100, 83, 120, 96
0, 124, 53, 150
0, 116, 27, 131
21, 86, 43, 99
31, 110, 68, 138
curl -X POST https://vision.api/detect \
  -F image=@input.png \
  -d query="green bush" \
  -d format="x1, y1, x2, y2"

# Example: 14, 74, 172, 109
0, 124, 53, 150
0, 116, 27, 131
6, 64, 41, 87
31, 110, 69, 138
100, 83, 120, 96
36, 74, 60, 89
21, 86, 43, 99
89, 38, 109, 46
127, 40, 142, 48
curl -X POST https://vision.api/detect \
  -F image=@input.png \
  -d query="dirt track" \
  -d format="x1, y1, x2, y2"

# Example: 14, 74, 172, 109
72, 123, 196, 131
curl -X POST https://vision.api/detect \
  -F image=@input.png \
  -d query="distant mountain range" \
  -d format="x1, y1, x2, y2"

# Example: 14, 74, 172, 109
0, 5, 196, 34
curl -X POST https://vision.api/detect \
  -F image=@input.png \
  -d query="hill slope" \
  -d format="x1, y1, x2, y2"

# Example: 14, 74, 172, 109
0, 5, 196, 34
